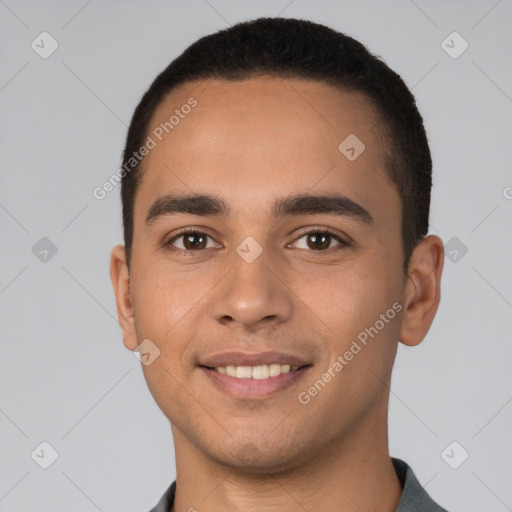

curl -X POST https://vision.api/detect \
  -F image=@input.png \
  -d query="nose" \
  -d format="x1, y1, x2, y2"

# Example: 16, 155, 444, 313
210, 248, 293, 332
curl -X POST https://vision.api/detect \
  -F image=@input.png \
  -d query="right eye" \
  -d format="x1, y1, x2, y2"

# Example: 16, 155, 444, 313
163, 228, 218, 253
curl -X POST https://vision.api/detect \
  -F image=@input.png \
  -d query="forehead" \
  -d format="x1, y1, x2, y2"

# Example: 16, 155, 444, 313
136, 76, 397, 226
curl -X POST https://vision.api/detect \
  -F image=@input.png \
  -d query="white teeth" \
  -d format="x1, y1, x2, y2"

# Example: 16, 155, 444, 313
269, 363, 282, 377
212, 363, 300, 379
252, 364, 270, 379
236, 366, 252, 379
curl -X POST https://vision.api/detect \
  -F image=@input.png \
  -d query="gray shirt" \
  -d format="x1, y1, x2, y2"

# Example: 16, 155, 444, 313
149, 458, 448, 511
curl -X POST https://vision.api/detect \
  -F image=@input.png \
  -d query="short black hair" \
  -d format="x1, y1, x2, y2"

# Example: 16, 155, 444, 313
120, 17, 432, 273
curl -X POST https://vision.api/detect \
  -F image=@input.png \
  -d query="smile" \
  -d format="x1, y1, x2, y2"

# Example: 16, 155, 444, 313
199, 364, 312, 399
208, 363, 300, 379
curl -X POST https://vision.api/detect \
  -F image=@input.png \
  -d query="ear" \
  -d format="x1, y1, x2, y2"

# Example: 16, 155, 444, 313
399, 235, 444, 346
110, 244, 138, 351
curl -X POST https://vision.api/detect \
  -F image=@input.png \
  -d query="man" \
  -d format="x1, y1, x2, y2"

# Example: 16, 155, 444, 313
110, 17, 447, 511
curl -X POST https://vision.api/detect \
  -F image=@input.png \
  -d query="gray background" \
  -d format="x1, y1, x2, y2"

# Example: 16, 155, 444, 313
1, 0, 511, 510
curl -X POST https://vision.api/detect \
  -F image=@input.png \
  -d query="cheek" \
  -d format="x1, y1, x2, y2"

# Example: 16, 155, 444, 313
131, 263, 223, 376
133, 268, 203, 417
132, 263, 200, 336
293, 258, 387, 331
292, 256, 401, 370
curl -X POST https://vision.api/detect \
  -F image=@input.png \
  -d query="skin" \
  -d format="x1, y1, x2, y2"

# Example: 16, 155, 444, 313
110, 76, 444, 511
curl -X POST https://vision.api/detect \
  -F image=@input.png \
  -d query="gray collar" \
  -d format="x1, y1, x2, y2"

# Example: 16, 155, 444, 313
392, 458, 448, 511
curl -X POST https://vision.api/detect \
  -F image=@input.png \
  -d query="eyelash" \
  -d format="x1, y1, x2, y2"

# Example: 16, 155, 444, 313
163, 227, 350, 255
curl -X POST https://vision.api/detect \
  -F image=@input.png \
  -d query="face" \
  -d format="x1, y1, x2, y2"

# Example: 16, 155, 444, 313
111, 76, 437, 473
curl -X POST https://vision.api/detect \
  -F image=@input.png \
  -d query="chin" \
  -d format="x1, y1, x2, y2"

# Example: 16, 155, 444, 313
206, 437, 312, 476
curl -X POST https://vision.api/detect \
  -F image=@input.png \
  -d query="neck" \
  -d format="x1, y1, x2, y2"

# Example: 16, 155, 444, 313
169, 403, 402, 512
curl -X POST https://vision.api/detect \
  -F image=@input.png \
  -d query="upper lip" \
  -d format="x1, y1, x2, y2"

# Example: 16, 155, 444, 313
199, 351, 312, 368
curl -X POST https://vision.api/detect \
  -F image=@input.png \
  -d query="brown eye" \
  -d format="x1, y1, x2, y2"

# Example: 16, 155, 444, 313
164, 230, 214, 252
181, 232, 208, 250
292, 229, 348, 251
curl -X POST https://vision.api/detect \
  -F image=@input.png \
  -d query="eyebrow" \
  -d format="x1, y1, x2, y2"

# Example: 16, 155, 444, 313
145, 192, 374, 225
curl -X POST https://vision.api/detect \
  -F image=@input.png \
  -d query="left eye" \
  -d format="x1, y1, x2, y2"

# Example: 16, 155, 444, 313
291, 230, 348, 251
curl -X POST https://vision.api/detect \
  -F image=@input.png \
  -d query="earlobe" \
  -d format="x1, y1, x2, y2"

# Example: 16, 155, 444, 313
399, 235, 444, 347
109, 245, 139, 351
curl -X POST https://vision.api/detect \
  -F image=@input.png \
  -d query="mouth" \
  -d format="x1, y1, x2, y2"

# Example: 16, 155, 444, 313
197, 351, 313, 398
201, 363, 306, 379
198, 353, 313, 399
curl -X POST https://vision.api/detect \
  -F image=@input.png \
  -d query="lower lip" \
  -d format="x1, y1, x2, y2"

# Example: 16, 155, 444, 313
199, 366, 311, 399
